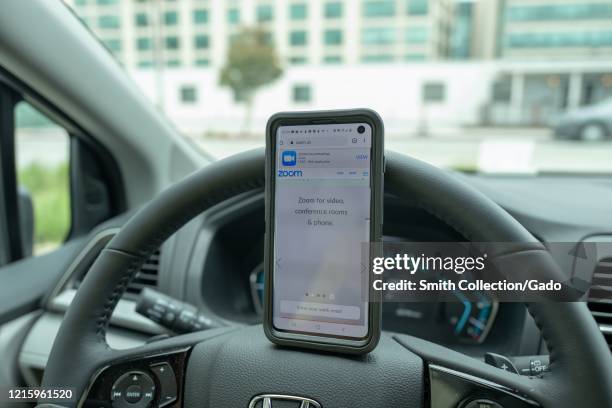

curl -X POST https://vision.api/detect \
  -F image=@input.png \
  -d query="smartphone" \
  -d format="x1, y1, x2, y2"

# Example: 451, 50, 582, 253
264, 109, 383, 354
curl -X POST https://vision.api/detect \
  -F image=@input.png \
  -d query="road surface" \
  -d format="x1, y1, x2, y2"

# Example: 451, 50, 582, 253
16, 127, 612, 174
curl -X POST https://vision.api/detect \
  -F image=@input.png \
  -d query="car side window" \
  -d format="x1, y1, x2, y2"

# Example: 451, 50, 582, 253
0, 79, 122, 267
15, 102, 71, 256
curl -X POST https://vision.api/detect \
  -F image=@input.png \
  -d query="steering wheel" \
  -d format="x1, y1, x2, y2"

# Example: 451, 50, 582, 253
40, 149, 611, 408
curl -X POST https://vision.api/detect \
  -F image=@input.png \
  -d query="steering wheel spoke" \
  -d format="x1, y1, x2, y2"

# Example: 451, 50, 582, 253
428, 364, 539, 408
83, 346, 188, 408
81, 327, 237, 408
396, 333, 546, 407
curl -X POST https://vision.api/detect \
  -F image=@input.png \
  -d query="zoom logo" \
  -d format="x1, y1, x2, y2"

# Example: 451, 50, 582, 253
278, 169, 303, 177
281, 150, 297, 166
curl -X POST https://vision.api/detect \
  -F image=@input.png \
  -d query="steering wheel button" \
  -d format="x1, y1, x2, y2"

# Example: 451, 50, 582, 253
150, 362, 178, 407
110, 371, 155, 408
462, 399, 504, 408
124, 385, 142, 403
110, 389, 122, 400
529, 358, 549, 375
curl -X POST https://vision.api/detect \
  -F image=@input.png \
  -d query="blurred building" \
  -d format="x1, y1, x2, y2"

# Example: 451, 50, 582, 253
64, 0, 612, 133
472, 0, 612, 125
450, 0, 500, 59
448, 0, 612, 126
449, 0, 612, 61
65, 0, 455, 68
499, 0, 612, 60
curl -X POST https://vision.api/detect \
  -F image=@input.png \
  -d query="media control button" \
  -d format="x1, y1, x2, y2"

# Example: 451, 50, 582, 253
110, 371, 155, 408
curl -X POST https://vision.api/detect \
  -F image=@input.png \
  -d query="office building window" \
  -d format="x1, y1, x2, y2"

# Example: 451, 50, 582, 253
228, 8, 240, 23
165, 36, 180, 49
323, 55, 343, 64
324, 29, 343, 45
290, 30, 308, 46
363, 1, 395, 17
423, 82, 445, 102
324, 2, 343, 18
506, 31, 612, 48
257, 5, 274, 22
97, 0, 118, 5
407, 0, 428, 16
195, 58, 210, 67
361, 27, 395, 45
98, 15, 120, 29
405, 26, 427, 44
194, 34, 210, 49
492, 77, 512, 103
293, 84, 311, 102
506, 4, 612, 22
450, 2, 473, 59
180, 86, 198, 103
164, 11, 178, 25
135, 12, 149, 27
289, 56, 308, 64
136, 37, 152, 50
166, 59, 181, 67
290, 3, 307, 20
137, 60, 154, 68
193, 9, 209, 24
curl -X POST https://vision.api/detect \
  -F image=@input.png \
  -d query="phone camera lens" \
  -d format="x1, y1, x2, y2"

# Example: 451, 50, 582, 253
357, 125, 366, 134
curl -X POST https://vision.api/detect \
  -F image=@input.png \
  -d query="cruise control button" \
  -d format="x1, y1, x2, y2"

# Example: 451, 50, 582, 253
529, 357, 550, 375
150, 362, 178, 407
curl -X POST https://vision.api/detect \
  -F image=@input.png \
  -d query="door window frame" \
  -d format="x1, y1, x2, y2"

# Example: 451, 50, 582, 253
0, 66, 126, 265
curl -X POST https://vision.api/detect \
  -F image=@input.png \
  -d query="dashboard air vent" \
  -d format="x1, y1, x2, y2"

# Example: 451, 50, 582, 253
587, 256, 612, 351
124, 249, 161, 299
73, 249, 161, 299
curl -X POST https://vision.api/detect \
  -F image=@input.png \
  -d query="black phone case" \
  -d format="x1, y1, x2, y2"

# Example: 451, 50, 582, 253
263, 108, 384, 354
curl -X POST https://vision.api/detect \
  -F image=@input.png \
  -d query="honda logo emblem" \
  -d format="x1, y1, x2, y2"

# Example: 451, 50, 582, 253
249, 394, 321, 408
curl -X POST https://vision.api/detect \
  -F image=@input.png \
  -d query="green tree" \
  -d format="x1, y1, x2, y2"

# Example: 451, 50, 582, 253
220, 27, 283, 134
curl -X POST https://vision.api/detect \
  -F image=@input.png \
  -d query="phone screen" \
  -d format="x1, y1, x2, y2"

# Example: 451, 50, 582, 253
272, 122, 372, 339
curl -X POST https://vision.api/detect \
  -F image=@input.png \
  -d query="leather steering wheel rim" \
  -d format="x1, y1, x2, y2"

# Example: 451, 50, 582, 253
41, 148, 612, 407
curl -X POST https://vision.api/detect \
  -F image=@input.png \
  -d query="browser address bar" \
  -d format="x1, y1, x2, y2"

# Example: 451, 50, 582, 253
281, 135, 349, 147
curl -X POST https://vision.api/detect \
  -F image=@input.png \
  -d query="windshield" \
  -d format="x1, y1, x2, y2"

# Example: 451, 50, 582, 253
65, 0, 612, 174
